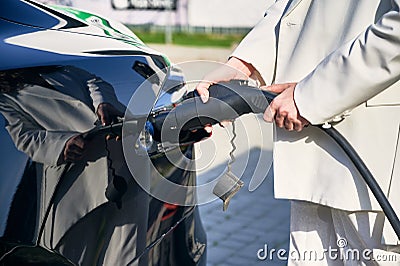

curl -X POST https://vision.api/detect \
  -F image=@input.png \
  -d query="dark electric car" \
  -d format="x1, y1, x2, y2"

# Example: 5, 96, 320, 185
0, 0, 206, 265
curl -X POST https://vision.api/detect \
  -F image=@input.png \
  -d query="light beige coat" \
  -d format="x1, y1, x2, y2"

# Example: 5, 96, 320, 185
232, 0, 400, 244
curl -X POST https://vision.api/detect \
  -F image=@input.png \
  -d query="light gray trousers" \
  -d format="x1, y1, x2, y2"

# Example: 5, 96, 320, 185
288, 201, 400, 266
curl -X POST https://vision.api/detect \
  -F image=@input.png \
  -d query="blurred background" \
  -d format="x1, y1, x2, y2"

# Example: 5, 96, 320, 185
36, 1, 291, 265
38, 0, 269, 46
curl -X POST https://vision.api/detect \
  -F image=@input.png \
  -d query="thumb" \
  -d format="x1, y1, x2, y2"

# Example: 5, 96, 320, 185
98, 110, 109, 126
263, 106, 275, 123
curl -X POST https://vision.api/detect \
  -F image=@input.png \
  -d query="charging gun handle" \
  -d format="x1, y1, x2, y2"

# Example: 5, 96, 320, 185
151, 82, 276, 135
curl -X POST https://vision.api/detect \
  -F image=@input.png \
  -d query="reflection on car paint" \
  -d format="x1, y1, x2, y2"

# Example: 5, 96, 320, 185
0, 0, 206, 265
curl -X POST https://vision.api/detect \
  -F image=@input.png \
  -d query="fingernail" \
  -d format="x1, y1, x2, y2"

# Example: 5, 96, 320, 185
200, 94, 208, 103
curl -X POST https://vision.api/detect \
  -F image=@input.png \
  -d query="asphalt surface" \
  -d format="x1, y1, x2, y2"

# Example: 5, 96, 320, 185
149, 44, 291, 266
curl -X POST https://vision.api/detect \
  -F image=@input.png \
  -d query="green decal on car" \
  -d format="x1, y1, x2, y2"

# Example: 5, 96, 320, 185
50, 5, 145, 47
50, 5, 171, 66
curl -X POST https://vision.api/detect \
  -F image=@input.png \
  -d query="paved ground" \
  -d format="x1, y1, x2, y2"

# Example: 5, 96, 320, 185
149, 44, 291, 266
195, 119, 290, 266
198, 174, 290, 266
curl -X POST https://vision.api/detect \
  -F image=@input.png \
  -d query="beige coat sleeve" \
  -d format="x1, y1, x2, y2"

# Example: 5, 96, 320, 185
0, 96, 76, 166
63, 66, 125, 113
295, 1, 400, 124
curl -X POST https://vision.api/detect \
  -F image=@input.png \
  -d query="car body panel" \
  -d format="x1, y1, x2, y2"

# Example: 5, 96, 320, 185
0, 0, 169, 70
0, 0, 206, 265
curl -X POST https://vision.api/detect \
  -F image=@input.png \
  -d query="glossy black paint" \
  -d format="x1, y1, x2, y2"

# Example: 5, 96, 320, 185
0, 1, 207, 265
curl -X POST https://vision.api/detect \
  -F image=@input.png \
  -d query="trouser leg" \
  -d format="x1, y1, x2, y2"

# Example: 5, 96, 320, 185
288, 200, 400, 266
288, 200, 341, 266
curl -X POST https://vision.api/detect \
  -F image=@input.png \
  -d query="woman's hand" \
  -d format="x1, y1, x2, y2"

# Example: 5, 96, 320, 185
263, 83, 309, 131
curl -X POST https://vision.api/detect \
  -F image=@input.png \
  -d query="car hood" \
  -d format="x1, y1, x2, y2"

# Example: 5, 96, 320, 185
0, 0, 169, 70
